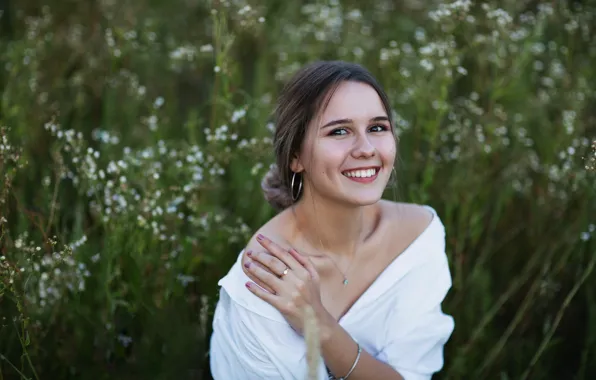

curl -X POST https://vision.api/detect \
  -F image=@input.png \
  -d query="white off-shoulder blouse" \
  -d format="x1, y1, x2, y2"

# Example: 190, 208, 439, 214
209, 205, 455, 380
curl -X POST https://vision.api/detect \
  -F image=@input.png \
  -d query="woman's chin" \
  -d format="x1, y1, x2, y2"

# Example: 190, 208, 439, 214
343, 192, 385, 207
315, 187, 387, 207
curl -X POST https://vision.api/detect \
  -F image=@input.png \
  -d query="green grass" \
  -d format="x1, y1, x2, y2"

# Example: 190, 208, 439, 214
1, 0, 596, 379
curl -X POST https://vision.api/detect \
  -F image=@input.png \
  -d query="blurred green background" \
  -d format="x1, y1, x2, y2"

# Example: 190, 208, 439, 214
1, 0, 595, 379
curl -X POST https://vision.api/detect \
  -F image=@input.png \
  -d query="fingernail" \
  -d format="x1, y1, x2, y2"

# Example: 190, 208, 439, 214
244, 261, 250, 268
245, 282, 251, 289
246, 250, 252, 256
257, 234, 265, 241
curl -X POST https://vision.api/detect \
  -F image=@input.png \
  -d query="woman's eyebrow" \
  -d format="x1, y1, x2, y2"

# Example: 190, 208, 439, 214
320, 116, 389, 129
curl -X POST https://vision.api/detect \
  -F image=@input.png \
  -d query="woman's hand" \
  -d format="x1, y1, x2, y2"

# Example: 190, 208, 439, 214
242, 234, 329, 336
241, 244, 287, 294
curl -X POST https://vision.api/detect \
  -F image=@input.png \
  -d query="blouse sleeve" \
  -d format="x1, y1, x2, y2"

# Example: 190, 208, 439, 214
376, 247, 455, 380
210, 281, 329, 380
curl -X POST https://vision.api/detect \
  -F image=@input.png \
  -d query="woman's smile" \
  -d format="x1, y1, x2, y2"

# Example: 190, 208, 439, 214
341, 166, 381, 184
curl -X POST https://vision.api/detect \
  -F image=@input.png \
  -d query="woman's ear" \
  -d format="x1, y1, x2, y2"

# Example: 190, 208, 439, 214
290, 155, 304, 173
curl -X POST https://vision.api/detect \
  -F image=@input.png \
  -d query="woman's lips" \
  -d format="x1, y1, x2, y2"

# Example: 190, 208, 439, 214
341, 167, 380, 184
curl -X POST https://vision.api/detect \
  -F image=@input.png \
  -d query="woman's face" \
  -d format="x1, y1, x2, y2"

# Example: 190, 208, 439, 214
293, 80, 397, 207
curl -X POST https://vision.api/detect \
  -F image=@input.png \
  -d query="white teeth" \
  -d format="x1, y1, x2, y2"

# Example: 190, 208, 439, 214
343, 168, 377, 178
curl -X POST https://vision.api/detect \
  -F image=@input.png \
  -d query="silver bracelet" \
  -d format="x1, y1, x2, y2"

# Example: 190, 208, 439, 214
327, 342, 362, 380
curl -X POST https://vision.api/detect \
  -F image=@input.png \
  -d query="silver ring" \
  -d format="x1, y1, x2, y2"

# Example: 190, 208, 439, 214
280, 268, 289, 277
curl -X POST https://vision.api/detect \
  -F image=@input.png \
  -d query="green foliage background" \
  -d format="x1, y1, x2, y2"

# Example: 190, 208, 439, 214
1, 0, 595, 379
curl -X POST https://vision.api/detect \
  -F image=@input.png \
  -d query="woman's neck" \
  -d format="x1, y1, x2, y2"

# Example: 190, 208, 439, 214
290, 195, 380, 259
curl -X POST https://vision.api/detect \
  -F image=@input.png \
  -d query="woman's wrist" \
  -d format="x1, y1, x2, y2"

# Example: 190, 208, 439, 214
316, 308, 337, 344
318, 318, 360, 379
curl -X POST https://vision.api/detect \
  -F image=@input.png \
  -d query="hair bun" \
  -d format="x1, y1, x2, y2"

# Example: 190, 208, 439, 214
261, 164, 293, 211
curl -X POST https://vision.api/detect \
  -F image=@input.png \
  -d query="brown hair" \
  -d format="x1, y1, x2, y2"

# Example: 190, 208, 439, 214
261, 60, 394, 211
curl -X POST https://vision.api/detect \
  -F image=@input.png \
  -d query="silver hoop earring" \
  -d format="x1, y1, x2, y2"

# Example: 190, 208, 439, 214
291, 172, 303, 201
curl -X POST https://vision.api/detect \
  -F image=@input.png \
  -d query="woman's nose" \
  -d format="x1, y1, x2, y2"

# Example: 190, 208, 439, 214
351, 135, 376, 158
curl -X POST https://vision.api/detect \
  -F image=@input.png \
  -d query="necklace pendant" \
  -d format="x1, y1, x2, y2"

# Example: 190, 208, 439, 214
343, 278, 349, 286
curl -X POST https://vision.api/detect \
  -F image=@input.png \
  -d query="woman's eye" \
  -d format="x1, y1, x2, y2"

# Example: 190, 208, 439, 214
369, 124, 389, 132
329, 125, 389, 136
330, 128, 348, 136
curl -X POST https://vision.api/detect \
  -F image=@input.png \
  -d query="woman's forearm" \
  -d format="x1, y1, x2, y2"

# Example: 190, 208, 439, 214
318, 312, 404, 380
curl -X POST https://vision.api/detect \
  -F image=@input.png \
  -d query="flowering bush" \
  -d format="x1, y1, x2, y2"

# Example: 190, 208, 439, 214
1, 0, 595, 379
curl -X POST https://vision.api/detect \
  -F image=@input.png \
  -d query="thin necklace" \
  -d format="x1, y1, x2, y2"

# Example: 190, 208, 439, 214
316, 234, 358, 286
294, 210, 362, 287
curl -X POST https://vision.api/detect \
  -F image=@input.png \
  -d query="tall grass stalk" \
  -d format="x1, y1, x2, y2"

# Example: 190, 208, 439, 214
521, 250, 596, 380
303, 305, 321, 380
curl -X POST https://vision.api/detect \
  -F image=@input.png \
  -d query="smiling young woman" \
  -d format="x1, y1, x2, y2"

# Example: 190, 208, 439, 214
209, 61, 454, 380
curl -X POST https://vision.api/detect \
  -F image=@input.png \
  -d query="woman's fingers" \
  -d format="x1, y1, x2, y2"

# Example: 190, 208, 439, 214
241, 251, 275, 293
245, 281, 278, 306
244, 258, 283, 292
288, 248, 318, 281
256, 234, 301, 271
247, 250, 288, 277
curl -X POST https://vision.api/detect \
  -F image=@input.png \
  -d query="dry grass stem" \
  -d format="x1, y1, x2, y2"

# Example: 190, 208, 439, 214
303, 305, 321, 380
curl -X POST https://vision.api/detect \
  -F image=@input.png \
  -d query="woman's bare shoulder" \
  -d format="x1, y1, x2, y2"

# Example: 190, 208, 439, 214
381, 200, 434, 223
241, 210, 295, 265
378, 200, 436, 246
